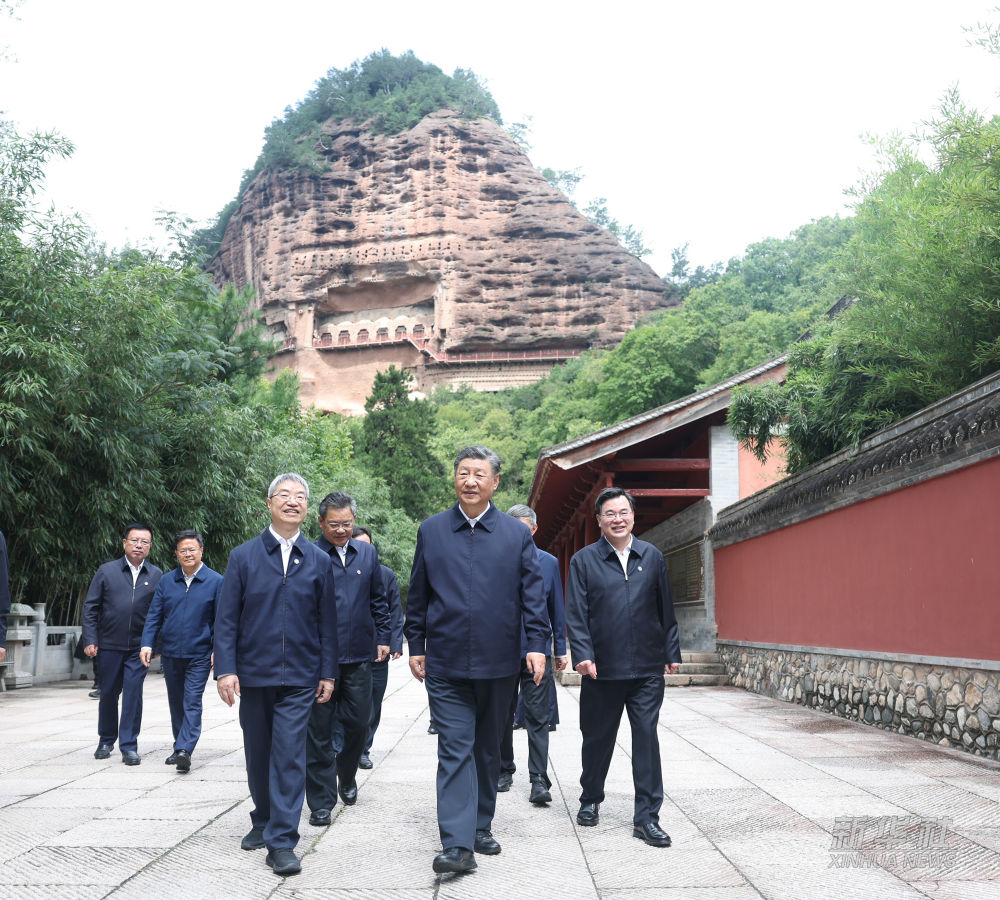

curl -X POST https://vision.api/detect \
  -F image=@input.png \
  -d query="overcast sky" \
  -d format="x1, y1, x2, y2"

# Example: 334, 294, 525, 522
3, 0, 1000, 277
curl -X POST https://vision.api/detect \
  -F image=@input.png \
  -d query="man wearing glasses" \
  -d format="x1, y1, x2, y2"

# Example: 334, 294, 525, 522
82, 523, 163, 765
305, 492, 390, 825
214, 474, 339, 877
565, 487, 681, 848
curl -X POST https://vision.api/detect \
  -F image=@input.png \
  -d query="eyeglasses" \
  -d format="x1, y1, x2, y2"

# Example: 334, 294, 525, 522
271, 491, 307, 502
126, 538, 151, 546
177, 548, 201, 555
599, 509, 633, 521
324, 521, 355, 532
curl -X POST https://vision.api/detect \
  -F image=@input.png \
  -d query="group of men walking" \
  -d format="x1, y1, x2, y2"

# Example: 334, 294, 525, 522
65, 441, 680, 879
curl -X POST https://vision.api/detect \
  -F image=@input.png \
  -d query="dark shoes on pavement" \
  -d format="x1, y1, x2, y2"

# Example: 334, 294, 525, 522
496, 771, 513, 792
577, 801, 600, 826
432, 847, 477, 874
529, 778, 551, 805
164, 751, 179, 765
473, 829, 501, 855
266, 849, 301, 875
121, 751, 141, 766
633, 821, 672, 847
427, 723, 439, 734
88, 688, 101, 699
358, 754, 373, 769
338, 779, 357, 806
309, 808, 332, 826
175, 749, 191, 772
94, 743, 113, 760
241, 827, 266, 851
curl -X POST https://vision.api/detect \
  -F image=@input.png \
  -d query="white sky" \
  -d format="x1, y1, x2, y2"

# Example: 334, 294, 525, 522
3, 0, 1000, 277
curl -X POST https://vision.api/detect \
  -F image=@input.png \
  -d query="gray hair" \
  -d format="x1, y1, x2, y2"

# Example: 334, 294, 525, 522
268, 473, 310, 499
506, 504, 537, 528
318, 491, 357, 519
453, 445, 501, 477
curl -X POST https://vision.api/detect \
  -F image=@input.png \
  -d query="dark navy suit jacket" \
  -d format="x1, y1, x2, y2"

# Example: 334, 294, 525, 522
141, 565, 222, 658
405, 502, 549, 679
82, 556, 163, 652
0, 530, 9, 650
214, 529, 339, 687
377, 564, 404, 659
315, 536, 390, 665
521, 547, 567, 658
565, 535, 681, 679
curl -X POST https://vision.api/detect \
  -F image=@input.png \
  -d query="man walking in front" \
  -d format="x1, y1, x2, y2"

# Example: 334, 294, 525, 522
214, 474, 339, 877
565, 487, 681, 847
498, 504, 568, 805
82, 523, 162, 765
140, 530, 222, 772
405, 445, 550, 875
306, 492, 390, 826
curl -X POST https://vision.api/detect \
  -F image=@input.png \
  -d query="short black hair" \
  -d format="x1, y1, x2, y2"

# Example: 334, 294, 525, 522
173, 529, 204, 549
318, 491, 356, 519
122, 522, 153, 540
594, 487, 635, 517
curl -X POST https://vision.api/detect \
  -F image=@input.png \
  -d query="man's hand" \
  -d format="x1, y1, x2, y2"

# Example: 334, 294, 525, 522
376, 644, 390, 663
555, 655, 568, 672
526, 652, 546, 685
0, 647, 5, 663
316, 678, 335, 702
139, 647, 152, 667
84, 644, 98, 658
409, 654, 426, 682
665, 662, 681, 675
217, 674, 240, 707
575, 659, 597, 679
390, 651, 402, 660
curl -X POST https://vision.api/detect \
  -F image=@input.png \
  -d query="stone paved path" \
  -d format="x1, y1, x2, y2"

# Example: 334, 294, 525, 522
2, 658, 1000, 898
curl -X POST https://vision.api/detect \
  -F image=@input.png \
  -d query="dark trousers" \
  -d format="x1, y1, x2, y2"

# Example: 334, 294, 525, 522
160, 654, 212, 753
305, 660, 370, 810
514, 672, 559, 726
500, 660, 554, 786
579, 674, 665, 826
96, 648, 148, 752
426, 672, 518, 850
239, 684, 315, 851
365, 658, 390, 754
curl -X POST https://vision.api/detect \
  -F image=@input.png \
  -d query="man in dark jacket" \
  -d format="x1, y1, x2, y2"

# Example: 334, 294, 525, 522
566, 487, 681, 848
140, 530, 222, 772
214, 474, 339, 877
498, 505, 568, 805
82, 523, 163, 765
306, 493, 390, 825
0, 529, 9, 668
405, 445, 550, 875
351, 526, 404, 769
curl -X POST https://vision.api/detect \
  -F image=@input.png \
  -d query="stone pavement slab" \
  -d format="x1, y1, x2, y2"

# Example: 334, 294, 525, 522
3, 661, 1000, 898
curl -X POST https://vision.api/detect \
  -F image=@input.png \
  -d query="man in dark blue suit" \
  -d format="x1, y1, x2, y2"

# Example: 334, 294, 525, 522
498, 505, 568, 805
215, 474, 339, 877
566, 487, 682, 848
406, 445, 550, 875
305, 492, 390, 826
82, 523, 162, 765
0, 529, 9, 669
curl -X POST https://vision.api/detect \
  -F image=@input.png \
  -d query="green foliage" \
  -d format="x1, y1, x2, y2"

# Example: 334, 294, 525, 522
360, 366, 448, 520
731, 91, 1000, 471
583, 197, 651, 258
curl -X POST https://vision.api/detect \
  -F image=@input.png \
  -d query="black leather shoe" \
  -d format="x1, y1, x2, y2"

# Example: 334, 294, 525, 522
529, 778, 551, 805
94, 744, 113, 760
633, 821, 672, 847
427, 723, 439, 735
338, 780, 357, 806
474, 829, 501, 855
175, 749, 191, 772
89, 688, 101, 699
432, 847, 477, 874
241, 826, 265, 850
121, 751, 141, 766
164, 751, 179, 765
266, 848, 301, 875
309, 808, 332, 826
577, 801, 600, 826
358, 754, 373, 769
496, 772, 513, 792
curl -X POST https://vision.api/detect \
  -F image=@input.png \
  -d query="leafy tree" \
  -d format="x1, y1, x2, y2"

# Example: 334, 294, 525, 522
583, 197, 651, 258
731, 90, 1000, 471
361, 366, 448, 519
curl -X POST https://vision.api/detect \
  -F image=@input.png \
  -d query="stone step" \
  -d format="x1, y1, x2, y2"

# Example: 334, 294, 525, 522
676, 663, 728, 675
664, 673, 730, 687
681, 652, 722, 664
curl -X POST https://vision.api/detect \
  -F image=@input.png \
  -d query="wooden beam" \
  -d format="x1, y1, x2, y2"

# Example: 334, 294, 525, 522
610, 458, 709, 472
628, 488, 711, 498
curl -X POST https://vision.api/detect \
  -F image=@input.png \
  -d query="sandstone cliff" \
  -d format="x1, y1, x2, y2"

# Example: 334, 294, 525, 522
210, 110, 673, 413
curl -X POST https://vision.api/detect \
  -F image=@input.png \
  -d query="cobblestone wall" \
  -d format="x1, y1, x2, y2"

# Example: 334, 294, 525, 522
719, 642, 1000, 759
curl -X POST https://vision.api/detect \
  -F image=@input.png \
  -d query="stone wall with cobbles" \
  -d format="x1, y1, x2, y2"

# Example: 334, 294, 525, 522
719, 642, 1000, 759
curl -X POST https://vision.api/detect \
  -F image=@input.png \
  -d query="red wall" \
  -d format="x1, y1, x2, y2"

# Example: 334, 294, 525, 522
715, 455, 1000, 660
